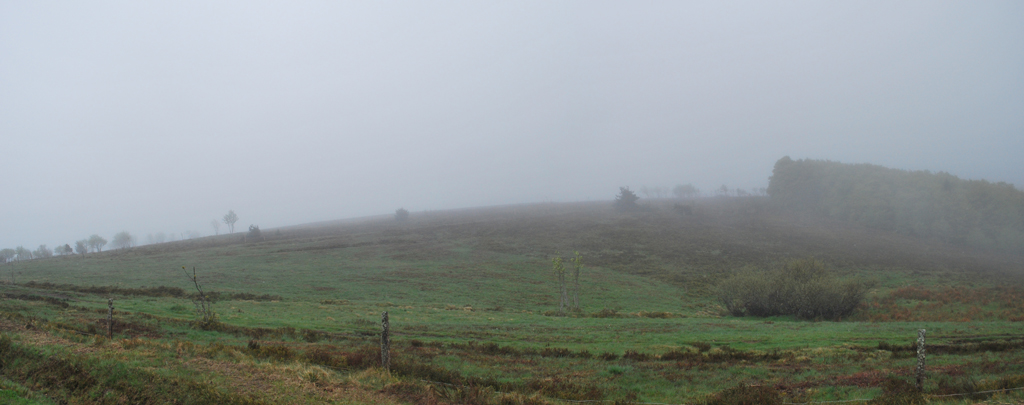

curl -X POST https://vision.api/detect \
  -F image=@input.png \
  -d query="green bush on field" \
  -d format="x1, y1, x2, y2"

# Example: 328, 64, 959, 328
717, 258, 871, 320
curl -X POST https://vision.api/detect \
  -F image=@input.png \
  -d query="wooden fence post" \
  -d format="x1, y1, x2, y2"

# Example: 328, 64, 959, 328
381, 311, 390, 372
916, 329, 926, 391
107, 298, 114, 339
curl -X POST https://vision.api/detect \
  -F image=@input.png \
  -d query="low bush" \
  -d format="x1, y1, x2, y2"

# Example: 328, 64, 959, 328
395, 208, 410, 221
717, 258, 872, 320
0, 293, 69, 308
23, 282, 186, 298
690, 341, 712, 353
705, 384, 781, 405
867, 377, 924, 405
637, 311, 673, 318
614, 187, 640, 211
660, 350, 690, 361
622, 350, 650, 361
589, 308, 622, 318
247, 225, 262, 239
302, 329, 325, 343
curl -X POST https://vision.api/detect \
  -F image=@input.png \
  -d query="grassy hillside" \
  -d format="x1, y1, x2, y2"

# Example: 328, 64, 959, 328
2, 198, 1023, 404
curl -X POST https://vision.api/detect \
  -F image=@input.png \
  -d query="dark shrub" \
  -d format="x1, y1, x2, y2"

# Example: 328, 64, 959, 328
622, 350, 650, 361
540, 347, 573, 358
638, 311, 672, 318
249, 344, 294, 361
706, 384, 781, 405
660, 350, 692, 361
717, 258, 871, 320
868, 377, 924, 405
395, 208, 409, 221
247, 225, 262, 240
590, 308, 622, 318
614, 187, 640, 211
304, 348, 345, 368
302, 329, 324, 343
690, 341, 712, 353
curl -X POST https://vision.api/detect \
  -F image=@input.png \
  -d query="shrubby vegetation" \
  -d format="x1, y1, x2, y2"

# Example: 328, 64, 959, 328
395, 208, 409, 221
111, 231, 134, 249
672, 183, 699, 199
247, 225, 262, 240
87, 234, 107, 252
614, 187, 639, 210
768, 156, 1024, 253
717, 258, 871, 320
33, 245, 52, 259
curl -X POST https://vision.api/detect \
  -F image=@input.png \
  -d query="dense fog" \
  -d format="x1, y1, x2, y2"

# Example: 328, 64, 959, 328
2, 1, 1022, 250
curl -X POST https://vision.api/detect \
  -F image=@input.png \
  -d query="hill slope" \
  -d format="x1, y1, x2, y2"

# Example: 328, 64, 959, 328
12, 197, 1024, 300
3, 198, 1024, 404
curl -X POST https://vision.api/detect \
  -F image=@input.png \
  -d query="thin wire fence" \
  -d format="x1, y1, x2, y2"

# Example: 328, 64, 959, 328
34, 304, 1024, 404
414, 377, 1024, 405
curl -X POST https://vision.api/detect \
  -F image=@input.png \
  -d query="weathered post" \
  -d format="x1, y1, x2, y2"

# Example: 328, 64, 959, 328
107, 298, 114, 339
915, 329, 926, 391
381, 311, 390, 372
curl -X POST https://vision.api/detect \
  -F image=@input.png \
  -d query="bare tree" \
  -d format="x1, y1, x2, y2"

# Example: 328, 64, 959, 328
14, 246, 31, 261
111, 231, 135, 249
75, 240, 88, 256
87, 235, 107, 252
210, 219, 221, 235
34, 245, 52, 259
223, 210, 239, 233
182, 266, 217, 326
570, 251, 583, 313
54, 244, 72, 256
0, 248, 15, 263
146, 232, 167, 245
552, 256, 568, 316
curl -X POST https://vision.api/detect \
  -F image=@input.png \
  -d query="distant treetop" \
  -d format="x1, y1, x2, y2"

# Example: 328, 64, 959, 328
614, 187, 640, 210
767, 156, 1024, 253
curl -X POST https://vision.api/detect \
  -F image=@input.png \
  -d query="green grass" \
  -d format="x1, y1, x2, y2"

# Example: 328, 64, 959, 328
0, 376, 57, 405
2, 198, 1024, 404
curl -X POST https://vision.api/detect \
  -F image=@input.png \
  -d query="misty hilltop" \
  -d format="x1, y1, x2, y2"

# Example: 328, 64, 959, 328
2, 2, 1022, 250
768, 157, 1024, 254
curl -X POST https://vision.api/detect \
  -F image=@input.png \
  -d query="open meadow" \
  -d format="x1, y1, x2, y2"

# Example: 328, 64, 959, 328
2, 198, 1024, 404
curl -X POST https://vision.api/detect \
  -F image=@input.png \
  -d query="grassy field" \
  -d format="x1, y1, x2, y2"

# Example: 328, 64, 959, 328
2, 198, 1023, 404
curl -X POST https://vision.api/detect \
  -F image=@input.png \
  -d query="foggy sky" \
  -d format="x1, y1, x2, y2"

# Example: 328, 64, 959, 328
2, 1, 1022, 250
